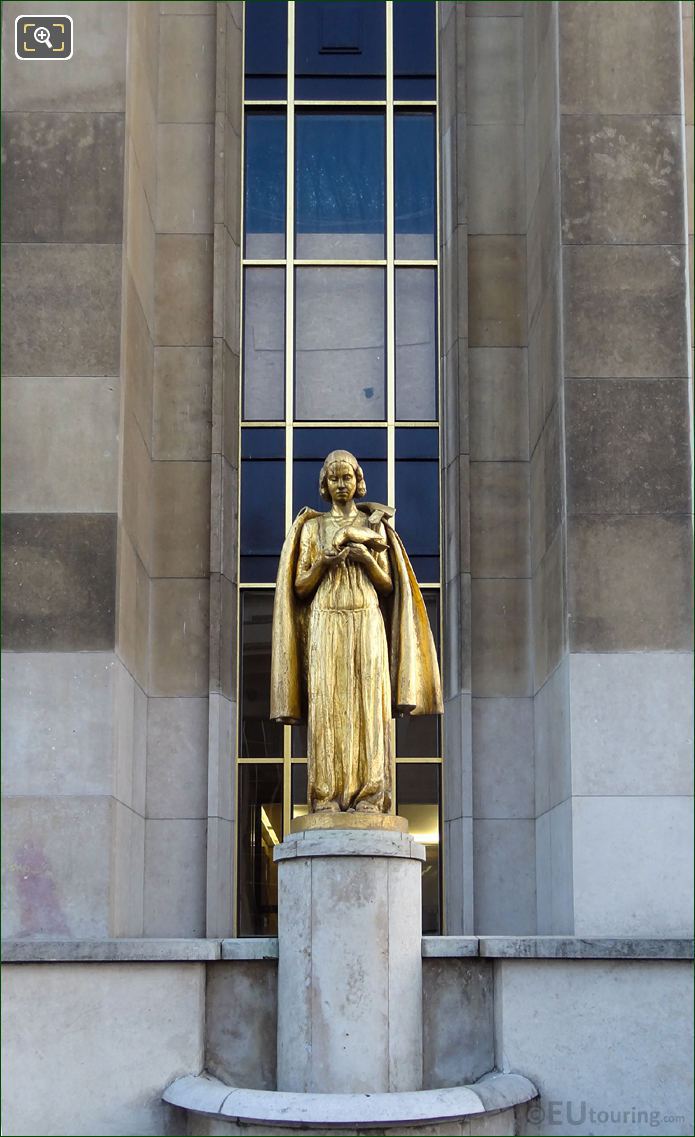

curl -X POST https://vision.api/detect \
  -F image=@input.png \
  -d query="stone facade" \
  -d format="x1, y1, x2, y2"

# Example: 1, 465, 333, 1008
2, 2, 693, 1135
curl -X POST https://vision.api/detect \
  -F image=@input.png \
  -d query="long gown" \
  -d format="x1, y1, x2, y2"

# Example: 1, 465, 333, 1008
296, 508, 392, 812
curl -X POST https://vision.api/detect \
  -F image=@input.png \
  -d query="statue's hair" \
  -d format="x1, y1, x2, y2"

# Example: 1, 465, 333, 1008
319, 450, 367, 501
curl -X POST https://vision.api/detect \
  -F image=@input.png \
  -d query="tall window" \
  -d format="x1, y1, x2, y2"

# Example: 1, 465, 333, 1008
237, 1, 442, 936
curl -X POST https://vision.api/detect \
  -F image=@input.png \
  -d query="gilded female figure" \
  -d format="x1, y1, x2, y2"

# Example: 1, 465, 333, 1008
271, 450, 442, 815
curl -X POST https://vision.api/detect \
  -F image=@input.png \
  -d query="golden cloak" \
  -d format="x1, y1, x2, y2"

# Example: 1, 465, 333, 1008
270, 506, 443, 724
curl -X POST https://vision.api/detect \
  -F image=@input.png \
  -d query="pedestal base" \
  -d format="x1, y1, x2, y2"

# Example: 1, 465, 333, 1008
274, 826, 425, 1094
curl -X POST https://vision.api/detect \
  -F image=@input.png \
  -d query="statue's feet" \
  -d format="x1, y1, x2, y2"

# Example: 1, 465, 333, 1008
355, 801, 381, 814
315, 799, 340, 813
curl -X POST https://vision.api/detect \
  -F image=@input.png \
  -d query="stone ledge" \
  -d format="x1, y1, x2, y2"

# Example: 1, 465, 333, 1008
0, 939, 222, 963
422, 936, 480, 957
163, 1071, 538, 1129
275, 828, 426, 863
477, 936, 695, 959
221, 938, 279, 960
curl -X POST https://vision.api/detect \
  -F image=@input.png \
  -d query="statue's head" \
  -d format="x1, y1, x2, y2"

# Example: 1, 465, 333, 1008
319, 450, 367, 503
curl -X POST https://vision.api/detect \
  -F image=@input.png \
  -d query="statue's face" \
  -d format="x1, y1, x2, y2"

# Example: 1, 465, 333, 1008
326, 461, 357, 504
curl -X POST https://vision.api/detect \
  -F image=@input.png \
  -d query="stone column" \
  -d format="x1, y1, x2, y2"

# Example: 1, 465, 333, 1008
275, 825, 425, 1094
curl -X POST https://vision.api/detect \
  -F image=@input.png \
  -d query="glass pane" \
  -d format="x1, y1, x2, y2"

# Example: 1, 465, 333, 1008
397, 591, 440, 757
293, 427, 387, 515
394, 2, 436, 101
292, 724, 308, 759
395, 429, 439, 559
243, 269, 285, 421
238, 763, 283, 936
291, 763, 309, 818
396, 763, 441, 935
396, 270, 437, 421
296, 114, 385, 260
244, 115, 286, 260
244, 0, 288, 100
240, 593, 284, 758
295, 268, 385, 421
295, 1, 386, 100
395, 114, 436, 260
240, 428, 285, 583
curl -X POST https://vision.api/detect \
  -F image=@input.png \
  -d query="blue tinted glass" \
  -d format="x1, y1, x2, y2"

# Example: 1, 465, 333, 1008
294, 428, 387, 460
396, 452, 439, 556
245, 116, 286, 259
243, 269, 285, 421
242, 428, 285, 460
240, 595, 284, 761
396, 427, 438, 460
245, 1, 287, 100
395, 114, 436, 259
296, 115, 385, 259
240, 556, 280, 584
394, 2, 435, 85
408, 556, 440, 582
293, 457, 387, 516
395, 77, 436, 100
295, 2, 385, 100
396, 270, 437, 421
241, 459, 285, 556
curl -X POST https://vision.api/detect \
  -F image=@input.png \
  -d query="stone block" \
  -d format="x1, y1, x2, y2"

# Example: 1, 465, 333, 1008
115, 526, 150, 693
531, 530, 566, 693
125, 142, 156, 335
149, 578, 210, 696
1, 112, 124, 243
472, 698, 534, 819
1, 377, 120, 513
572, 796, 694, 937
527, 277, 561, 453
209, 455, 238, 583
559, 2, 682, 115
496, 957, 694, 1135
569, 652, 694, 797
111, 798, 145, 936
527, 153, 561, 332
466, 17, 523, 125
443, 816, 474, 936
473, 819, 536, 934
530, 402, 562, 574
564, 245, 688, 378
224, 4, 243, 134
206, 961, 277, 1090
206, 817, 234, 938
158, 13, 216, 124
565, 379, 691, 515
567, 515, 692, 652
112, 658, 147, 817
533, 656, 571, 817
423, 959, 494, 1088
684, 15, 694, 127
157, 123, 215, 234
470, 462, 530, 579
153, 347, 212, 461
1, 796, 112, 937
216, 338, 240, 465
561, 115, 685, 244
144, 818, 207, 936
1, 2, 127, 111
123, 267, 155, 446
150, 460, 211, 578
443, 691, 472, 823
1, 652, 114, 797
469, 348, 529, 462
1, 962, 205, 1137
2, 513, 116, 651
468, 237, 526, 347
207, 693, 235, 822
2, 244, 121, 377
121, 406, 153, 569
467, 124, 524, 235
549, 798, 574, 934
442, 338, 469, 469
471, 578, 531, 697
444, 573, 472, 699
146, 697, 209, 819
686, 124, 694, 234
444, 455, 470, 582
467, 2, 523, 14
127, 14, 157, 212
209, 573, 236, 700
155, 234, 214, 347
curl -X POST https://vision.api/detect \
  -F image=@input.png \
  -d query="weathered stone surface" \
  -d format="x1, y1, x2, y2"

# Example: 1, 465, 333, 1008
423, 958, 494, 1087
559, 2, 682, 115
153, 346, 212, 460
466, 17, 523, 125
479, 936, 694, 959
2, 513, 116, 651
565, 379, 691, 515
421, 938, 479, 958
563, 245, 688, 378
150, 460, 211, 578
1, 2, 127, 112
1, 377, 120, 513
472, 698, 534, 820
206, 961, 277, 1090
467, 124, 524, 235
155, 234, 214, 346
473, 819, 536, 934
533, 656, 571, 817
470, 462, 530, 579
115, 526, 150, 693
568, 515, 692, 652
527, 277, 561, 452
469, 348, 528, 462
157, 122, 214, 234
2, 244, 122, 376
2, 112, 124, 242
146, 697, 209, 820
158, 13, 216, 124
530, 402, 563, 573
125, 138, 156, 333
1, 939, 220, 962
532, 530, 566, 693
561, 115, 685, 244
148, 578, 210, 696
123, 267, 155, 445
143, 819, 207, 937
471, 578, 531, 697
535, 799, 574, 935
469, 237, 526, 347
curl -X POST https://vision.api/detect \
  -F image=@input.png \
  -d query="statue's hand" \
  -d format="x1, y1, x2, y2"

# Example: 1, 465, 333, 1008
321, 546, 348, 568
344, 543, 372, 565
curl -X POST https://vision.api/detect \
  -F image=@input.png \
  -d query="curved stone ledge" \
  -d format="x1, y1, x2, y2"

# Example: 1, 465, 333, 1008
274, 828, 426, 863
163, 1071, 537, 1130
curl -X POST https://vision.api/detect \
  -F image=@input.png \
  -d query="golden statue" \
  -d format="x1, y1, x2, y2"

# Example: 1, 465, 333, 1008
271, 450, 442, 815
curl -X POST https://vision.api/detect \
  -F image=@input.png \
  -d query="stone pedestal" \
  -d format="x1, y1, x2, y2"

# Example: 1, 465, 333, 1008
274, 822, 425, 1094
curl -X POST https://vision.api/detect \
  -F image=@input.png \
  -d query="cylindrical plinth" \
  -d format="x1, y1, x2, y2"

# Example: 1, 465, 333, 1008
274, 825, 425, 1095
